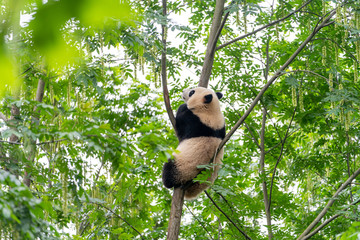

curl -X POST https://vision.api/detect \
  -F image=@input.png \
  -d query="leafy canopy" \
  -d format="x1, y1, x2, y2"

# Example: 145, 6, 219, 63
0, 0, 360, 239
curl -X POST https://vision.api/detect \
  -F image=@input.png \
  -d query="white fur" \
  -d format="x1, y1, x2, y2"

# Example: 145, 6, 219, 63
183, 87, 224, 130
173, 87, 225, 199
173, 137, 222, 181
173, 137, 224, 200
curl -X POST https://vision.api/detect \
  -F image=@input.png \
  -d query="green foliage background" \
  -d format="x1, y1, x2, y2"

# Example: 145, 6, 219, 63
0, 0, 359, 239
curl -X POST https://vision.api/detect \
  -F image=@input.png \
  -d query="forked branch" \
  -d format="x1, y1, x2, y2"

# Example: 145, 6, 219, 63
205, 191, 252, 240
93, 202, 145, 240
302, 199, 360, 240
268, 107, 296, 210
217, 8, 337, 152
216, 0, 313, 50
297, 167, 360, 239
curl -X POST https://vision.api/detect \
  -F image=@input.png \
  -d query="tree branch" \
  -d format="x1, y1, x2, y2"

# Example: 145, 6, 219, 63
93, 202, 145, 240
161, 0, 176, 130
302, 199, 360, 240
216, 0, 313, 50
346, 133, 353, 203
161, 1, 187, 239
297, 167, 360, 239
166, 1, 231, 238
9, 104, 20, 143
0, 140, 22, 145
216, 8, 336, 153
167, 187, 185, 240
199, 0, 226, 88
184, 204, 214, 240
259, 108, 273, 239
204, 190, 252, 240
0, 112, 8, 122
216, 192, 238, 216
311, 37, 358, 63
224, 99, 260, 149
268, 107, 296, 210
23, 79, 45, 187
278, 69, 330, 83
37, 138, 69, 145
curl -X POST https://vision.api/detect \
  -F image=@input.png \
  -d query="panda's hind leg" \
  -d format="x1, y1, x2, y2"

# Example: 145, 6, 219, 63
184, 182, 209, 200
162, 159, 181, 188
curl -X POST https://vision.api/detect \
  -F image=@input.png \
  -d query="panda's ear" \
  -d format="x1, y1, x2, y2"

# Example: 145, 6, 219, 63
216, 92, 223, 99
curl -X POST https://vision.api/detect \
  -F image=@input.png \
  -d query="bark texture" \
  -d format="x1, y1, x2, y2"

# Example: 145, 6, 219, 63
167, 188, 185, 240
198, 0, 226, 88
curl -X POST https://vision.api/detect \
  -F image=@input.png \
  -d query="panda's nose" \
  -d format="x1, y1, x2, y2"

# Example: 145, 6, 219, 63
204, 94, 213, 103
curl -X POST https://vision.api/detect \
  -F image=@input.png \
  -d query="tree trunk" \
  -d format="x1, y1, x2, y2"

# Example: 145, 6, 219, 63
166, 1, 226, 239
166, 188, 185, 240
198, 0, 226, 88
23, 79, 45, 187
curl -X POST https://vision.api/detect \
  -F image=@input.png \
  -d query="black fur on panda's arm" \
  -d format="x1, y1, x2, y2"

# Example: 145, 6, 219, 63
175, 103, 189, 141
175, 103, 225, 142
176, 103, 188, 114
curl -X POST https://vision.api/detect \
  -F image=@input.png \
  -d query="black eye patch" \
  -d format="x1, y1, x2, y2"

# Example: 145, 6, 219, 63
189, 90, 195, 97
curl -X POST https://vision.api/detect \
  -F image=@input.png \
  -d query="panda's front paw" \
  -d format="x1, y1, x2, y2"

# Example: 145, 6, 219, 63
162, 160, 181, 188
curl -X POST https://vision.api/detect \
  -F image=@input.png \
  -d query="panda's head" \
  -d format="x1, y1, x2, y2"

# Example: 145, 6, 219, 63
182, 87, 223, 112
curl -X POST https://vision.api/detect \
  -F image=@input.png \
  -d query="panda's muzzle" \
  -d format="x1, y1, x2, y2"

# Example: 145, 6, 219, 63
204, 94, 213, 104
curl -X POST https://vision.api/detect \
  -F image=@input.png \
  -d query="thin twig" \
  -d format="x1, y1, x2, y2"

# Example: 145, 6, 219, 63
264, 37, 270, 81
265, 141, 282, 154
0, 138, 73, 146
37, 139, 69, 145
216, 0, 313, 50
259, 108, 273, 239
20, 66, 33, 75
346, 133, 353, 203
265, 128, 299, 155
298, 10, 322, 18
311, 37, 358, 63
0, 112, 8, 121
302, 199, 360, 240
93, 202, 145, 240
322, 20, 335, 27
216, 192, 238, 216
268, 107, 296, 210
217, 9, 336, 153
0, 140, 22, 145
205, 191, 252, 240
297, 167, 360, 239
277, 70, 330, 83
185, 204, 215, 240
95, 155, 105, 182
224, 99, 260, 149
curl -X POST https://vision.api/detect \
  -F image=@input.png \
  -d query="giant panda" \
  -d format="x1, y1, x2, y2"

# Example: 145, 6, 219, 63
162, 87, 225, 200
